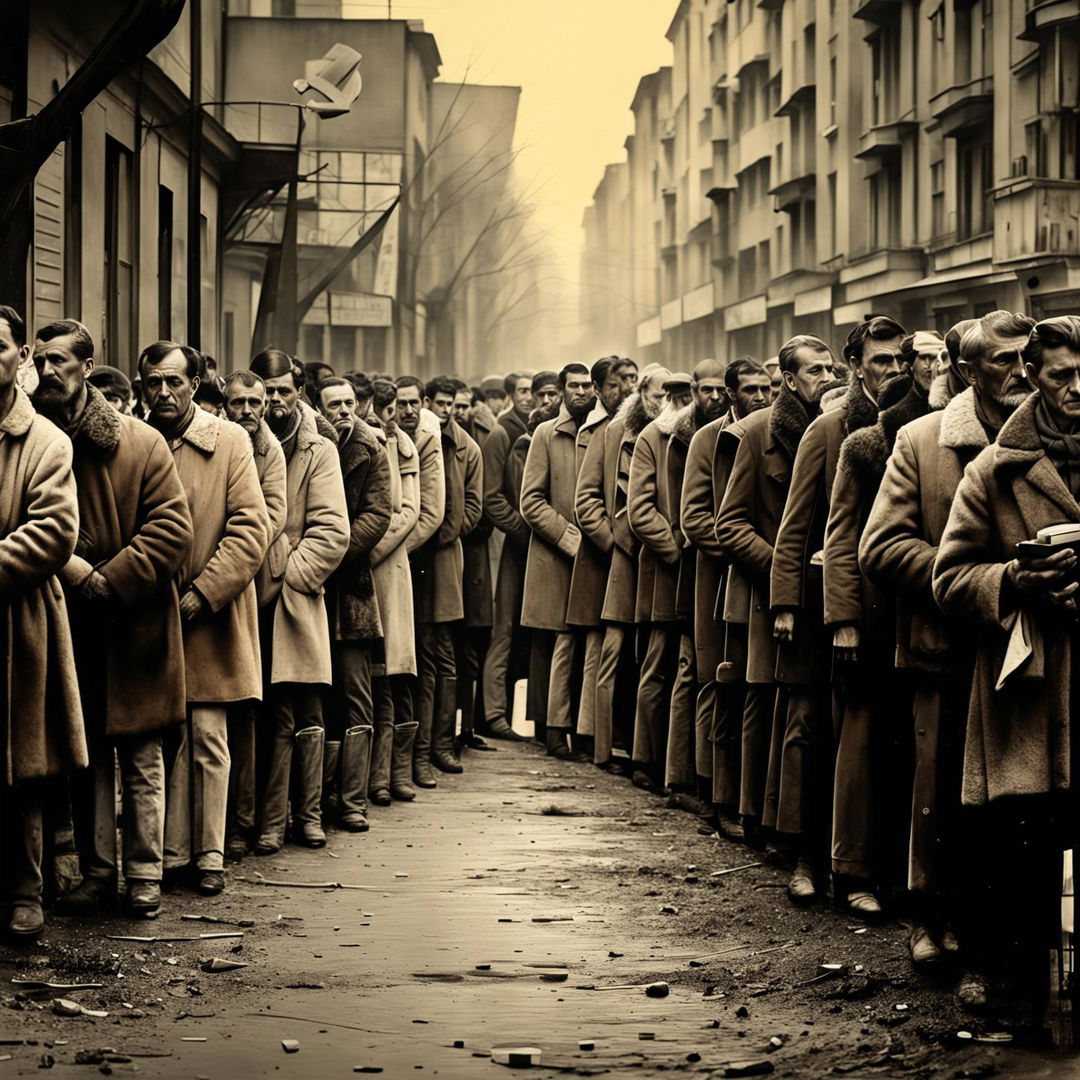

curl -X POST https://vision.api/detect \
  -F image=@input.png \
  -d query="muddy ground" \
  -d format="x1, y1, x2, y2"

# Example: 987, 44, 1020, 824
0, 739, 1077, 1079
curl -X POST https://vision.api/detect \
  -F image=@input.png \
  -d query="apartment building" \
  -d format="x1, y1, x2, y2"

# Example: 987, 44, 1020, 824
582, 0, 1080, 363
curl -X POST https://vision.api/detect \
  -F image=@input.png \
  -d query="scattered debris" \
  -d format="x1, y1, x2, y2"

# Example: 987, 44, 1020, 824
491, 1045, 542, 1067
105, 933, 242, 943
200, 958, 249, 973
722, 1061, 774, 1077
281, 1039, 301, 1053
578, 1041, 595, 1051
180, 914, 255, 928
353, 1069, 383, 1075
179, 1037, 207, 1043
638, 1033, 655, 1041
539, 972, 569, 983
52, 999, 108, 1018
659, 905, 679, 915
531, 916, 573, 923
241, 873, 375, 890
710, 862, 764, 878
539, 805, 584, 816
735, 1006, 750, 1019
11, 980, 103, 994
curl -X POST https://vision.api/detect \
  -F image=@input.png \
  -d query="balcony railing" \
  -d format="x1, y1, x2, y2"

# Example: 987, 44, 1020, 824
852, 0, 903, 21
994, 179, 1080, 264
1021, 0, 1080, 37
855, 120, 918, 159
768, 171, 816, 213
929, 76, 994, 138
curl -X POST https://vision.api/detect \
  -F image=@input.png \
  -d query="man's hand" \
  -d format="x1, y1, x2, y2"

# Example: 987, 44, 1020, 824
1007, 548, 1077, 596
81, 571, 113, 602
833, 624, 860, 663
557, 523, 581, 559
773, 611, 795, 642
180, 588, 206, 622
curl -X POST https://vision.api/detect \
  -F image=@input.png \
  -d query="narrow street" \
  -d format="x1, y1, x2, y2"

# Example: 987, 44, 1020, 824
0, 742, 1071, 1079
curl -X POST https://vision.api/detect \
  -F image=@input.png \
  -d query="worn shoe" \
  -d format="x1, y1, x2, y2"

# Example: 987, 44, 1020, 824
298, 821, 327, 847
955, 971, 991, 1012
940, 926, 960, 955
413, 760, 438, 789
127, 880, 161, 919
197, 871, 225, 897
432, 750, 464, 774
8, 903, 44, 939
847, 890, 883, 920
631, 769, 662, 794
667, 791, 708, 816
910, 924, 942, 966
787, 859, 817, 906
54, 876, 115, 915
598, 760, 625, 776
338, 811, 369, 833
486, 719, 524, 741
763, 842, 795, 871
225, 835, 249, 863
465, 734, 496, 751
715, 808, 745, 841
254, 835, 283, 856
370, 787, 392, 807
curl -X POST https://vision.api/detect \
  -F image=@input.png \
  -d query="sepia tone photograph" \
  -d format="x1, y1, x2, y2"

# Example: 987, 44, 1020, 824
1, 0, 1079, 1076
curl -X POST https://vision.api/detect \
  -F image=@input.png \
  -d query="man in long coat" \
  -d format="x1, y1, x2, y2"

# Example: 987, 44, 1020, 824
0, 306, 85, 937
932, 315, 1080, 1017
716, 337, 835, 850
682, 360, 770, 832
412, 377, 483, 776
143, 342, 269, 897
862, 312, 1032, 983
481, 371, 553, 738
222, 370, 287, 861
315, 375, 391, 833
32, 320, 193, 920
520, 364, 596, 757
396, 376, 446, 788
249, 349, 349, 852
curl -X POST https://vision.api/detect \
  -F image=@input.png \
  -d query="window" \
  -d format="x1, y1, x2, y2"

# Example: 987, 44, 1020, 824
64, 128, 82, 318
828, 55, 837, 126
271, 0, 296, 14
931, 160, 946, 237
157, 186, 173, 339
929, 3, 945, 41
828, 172, 838, 256
957, 135, 993, 239
104, 138, 133, 369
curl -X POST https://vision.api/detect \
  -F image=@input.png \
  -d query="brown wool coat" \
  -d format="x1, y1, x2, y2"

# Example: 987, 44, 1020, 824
462, 405, 496, 629
169, 406, 270, 704
933, 393, 1077, 807
628, 408, 686, 624
326, 417, 390, 647
370, 424, 419, 676
567, 402, 612, 627
61, 386, 193, 737
520, 404, 586, 632
250, 419, 288, 609
414, 413, 482, 624
406, 410, 447, 556
484, 416, 530, 547
0, 389, 86, 784
681, 417, 725, 681
712, 415, 751, 629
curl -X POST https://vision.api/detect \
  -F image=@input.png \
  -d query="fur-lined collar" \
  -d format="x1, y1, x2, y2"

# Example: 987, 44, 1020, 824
619, 391, 656, 439
845, 377, 881, 435
769, 385, 816, 459
654, 401, 699, 446
418, 408, 442, 437
839, 378, 933, 486
71, 384, 121, 453
251, 418, 275, 457
393, 425, 416, 461
938, 387, 989, 453
179, 404, 220, 455
292, 400, 324, 453
338, 412, 382, 478
470, 400, 497, 434
0, 386, 37, 438
928, 372, 953, 411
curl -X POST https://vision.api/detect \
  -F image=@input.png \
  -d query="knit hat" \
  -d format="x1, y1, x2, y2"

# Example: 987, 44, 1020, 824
88, 365, 131, 396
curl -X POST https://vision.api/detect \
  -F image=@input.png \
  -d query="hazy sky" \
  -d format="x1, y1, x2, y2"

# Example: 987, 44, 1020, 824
344, 0, 674, 278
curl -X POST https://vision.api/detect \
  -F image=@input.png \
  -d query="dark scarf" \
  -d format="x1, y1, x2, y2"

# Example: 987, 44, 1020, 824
277, 408, 302, 464
845, 376, 882, 435
1034, 396, 1080, 501
769, 385, 818, 459
151, 401, 196, 447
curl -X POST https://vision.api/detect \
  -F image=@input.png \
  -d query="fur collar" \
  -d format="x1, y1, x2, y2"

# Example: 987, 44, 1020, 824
654, 401, 698, 445
394, 426, 417, 461
299, 400, 337, 446
993, 392, 1042, 459
252, 418, 275, 457
180, 405, 220, 455
471, 401, 497, 433
845, 377, 881, 435
938, 387, 989, 453
839, 379, 933, 487
418, 408, 442, 437
0, 386, 36, 438
928, 371, 953, 411
769, 385, 816, 459
338, 413, 381, 476
72, 384, 121, 453
620, 391, 655, 439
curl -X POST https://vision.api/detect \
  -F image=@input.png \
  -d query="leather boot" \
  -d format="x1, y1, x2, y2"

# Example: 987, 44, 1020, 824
339, 725, 373, 832
431, 676, 463, 774
292, 726, 327, 847
255, 720, 294, 855
391, 722, 419, 801
322, 740, 341, 821
368, 723, 393, 807
413, 685, 438, 790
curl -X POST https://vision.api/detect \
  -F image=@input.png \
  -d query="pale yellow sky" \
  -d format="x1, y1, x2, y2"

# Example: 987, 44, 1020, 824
345, 0, 674, 280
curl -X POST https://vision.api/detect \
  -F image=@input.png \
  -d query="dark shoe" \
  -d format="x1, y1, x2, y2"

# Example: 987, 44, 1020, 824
8, 903, 43, 939
548, 744, 573, 760
298, 822, 327, 847
465, 734, 496, 751
631, 769, 662, 794
486, 718, 524, 741
197, 870, 225, 896
54, 876, 115, 915
339, 810, 369, 833
370, 787, 392, 807
598, 760, 625, 776
126, 880, 161, 918
432, 750, 464, 774
226, 835, 249, 862
715, 808, 745, 841
763, 841, 795, 871
910, 924, 942, 966
413, 760, 438, 789
955, 971, 991, 1012
254, 835, 282, 856
787, 858, 817, 906
666, 791, 708, 816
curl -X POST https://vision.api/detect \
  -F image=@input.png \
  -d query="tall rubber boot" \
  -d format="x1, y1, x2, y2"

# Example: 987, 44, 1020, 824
431, 676, 463, 774
322, 740, 341, 821
368, 723, 393, 806
255, 713, 295, 855
339, 725, 373, 832
390, 722, 419, 801
413, 683, 438, 790
292, 726, 326, 848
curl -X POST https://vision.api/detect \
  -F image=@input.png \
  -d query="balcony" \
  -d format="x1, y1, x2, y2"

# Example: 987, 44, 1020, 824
855, 120, 918, 160
852, 0, 903, 21
1021, 0, 1080, 37
758, 0, 785, 10
929, 76, 994, 138
768, 170, 816, 213
660, 116, 677, 142
775, 82, 815, 119
994, 179, 1080, 264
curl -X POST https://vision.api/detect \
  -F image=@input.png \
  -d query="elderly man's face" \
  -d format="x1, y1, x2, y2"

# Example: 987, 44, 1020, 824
142, 349, 197, 422
1029, 346, 1080, 430
263, 372, 300, 433
319, 383, 357, 438
32, 332, 91, 410
858, 335, 905, 400
534, 382, 559, 410
911, 344, 940, 394
641, 376, 668, 418
694, 375, 726, 421
784, 347, 835, 407
396, 385, 422, 434
964, 338, 1031, 411
616, 364, 638, 395
225, 380, 266, 435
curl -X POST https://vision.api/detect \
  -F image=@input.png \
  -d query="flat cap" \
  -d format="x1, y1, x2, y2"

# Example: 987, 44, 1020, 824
87, 365, 131, 395
662, 372, 692, 391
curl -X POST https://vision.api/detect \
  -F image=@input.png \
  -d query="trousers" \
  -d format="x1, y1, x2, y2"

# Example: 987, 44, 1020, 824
664, 632, 699, 788
482, 545, 527, 728
632, 624, 680, 773
164, 705, 230, 872
574, 628, 604, 737
1, 780, 44, 907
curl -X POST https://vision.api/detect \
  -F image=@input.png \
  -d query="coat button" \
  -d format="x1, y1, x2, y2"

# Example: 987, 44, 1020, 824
917, 728, 926, 737
921, 807, 930, 816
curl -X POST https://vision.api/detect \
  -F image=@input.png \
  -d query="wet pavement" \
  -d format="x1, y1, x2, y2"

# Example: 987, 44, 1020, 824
1, 739, 1078, 1078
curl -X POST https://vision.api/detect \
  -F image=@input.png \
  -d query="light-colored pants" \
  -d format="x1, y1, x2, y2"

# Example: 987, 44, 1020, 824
593, 624, 626, 764
86, 734, 165, 882
632, 624, 679, 770
664, 632, 698, 789
164, 706, 230, 873
574, 629, 603, 736
546, 631, 577, 730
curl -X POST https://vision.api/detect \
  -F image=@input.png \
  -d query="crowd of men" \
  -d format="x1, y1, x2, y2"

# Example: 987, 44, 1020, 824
2, 301, 1080, 1031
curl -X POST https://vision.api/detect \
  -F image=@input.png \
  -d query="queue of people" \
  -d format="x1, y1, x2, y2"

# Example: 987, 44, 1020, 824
2, 302, 1079, 1033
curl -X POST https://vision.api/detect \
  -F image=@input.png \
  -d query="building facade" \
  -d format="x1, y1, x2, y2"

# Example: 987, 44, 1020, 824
582, 0, 1080, 364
